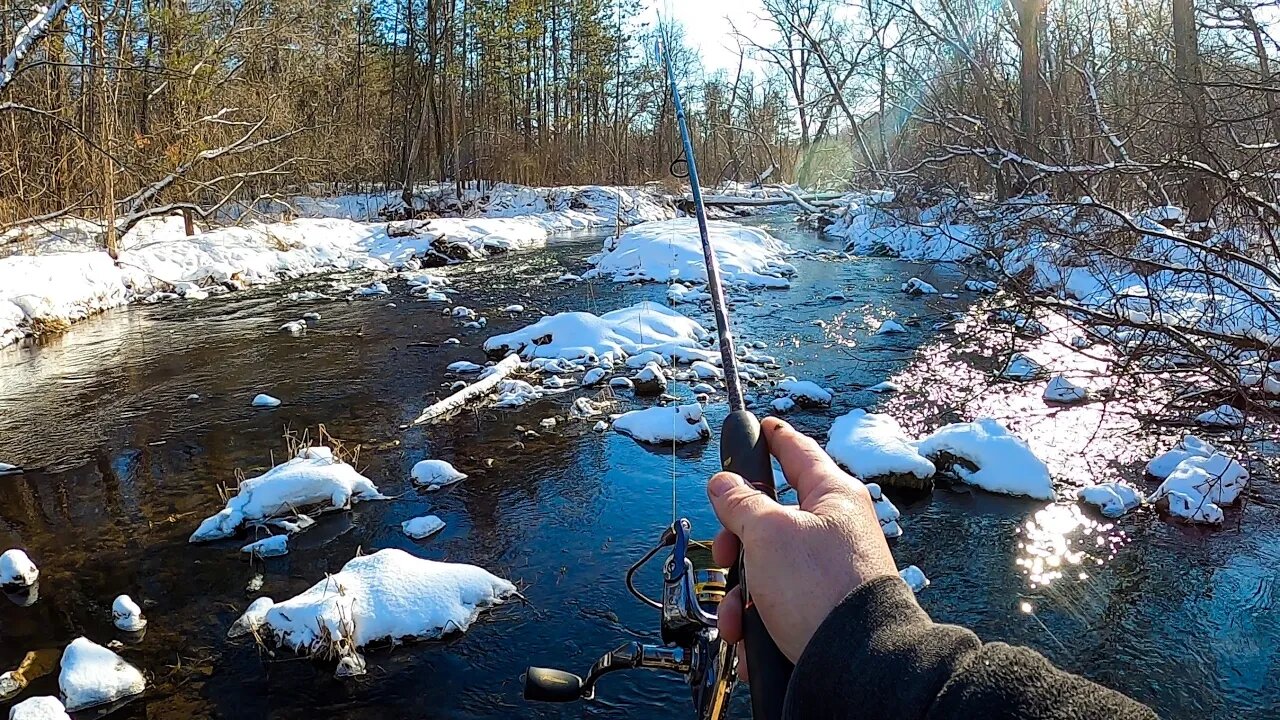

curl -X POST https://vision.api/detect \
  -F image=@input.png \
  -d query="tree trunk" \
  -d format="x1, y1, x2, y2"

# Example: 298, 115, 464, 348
1172, 0, 1212, 225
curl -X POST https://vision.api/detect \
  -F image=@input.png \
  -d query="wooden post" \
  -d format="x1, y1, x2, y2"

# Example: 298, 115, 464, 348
182, 208, 195, 236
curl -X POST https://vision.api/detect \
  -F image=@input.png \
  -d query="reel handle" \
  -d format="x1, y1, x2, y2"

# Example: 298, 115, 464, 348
720, 409, 794, 720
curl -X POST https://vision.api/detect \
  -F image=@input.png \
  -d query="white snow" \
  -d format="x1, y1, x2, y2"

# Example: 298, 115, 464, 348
251, 393, 281, 408
0, 549, 38, 588
58, 637, 146, 712
1076, 483, 1143, 518
494, 379, 546, 408
8, 697, 70, 720
964, 280, 998, 294
826, 410, 936, 482
543, 376, 572, 389
402, 515, 446, 540
278, 320, 307, 336
899, 566, 930, 593
484, 302, 708, 365
613, 404, 712, 444
689, 361, 723, 380
190, 448, 383, 542
241, 535, 290, 558
866, 483, 903, 538
875, 319, 908, 335
770, 397, 797, 414
777, 379, 833, 407
585, 218, 796, 288
1146, 435, 1215, 479
1196, 405, 1245, 428
631, 362, 668, 395
1043, 375, 1088, 404
915, 418, 1056, 500
625, 350, 670, 368
692, 382, 716, 394
111, 595, 147, 632
410, 460, 467, 488
1002, 353, 1046, 381
866, 381, 901, 394
1151, 453, 1249, 509
1156, 491, 1224, 525
228, 597, 276, 639
582, 368, 608, 386
668, 282, 711, 304
501, 304, 524, 313
593, 420, 610, 432
353, 281, 390, 297
609, 377, 634, 389
447, 361, 485, 373
901, 278, 939, 295
260, 549, 515, 671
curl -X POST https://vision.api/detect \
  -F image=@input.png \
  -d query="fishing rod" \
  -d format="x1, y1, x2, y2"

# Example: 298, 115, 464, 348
522, 34, 793, 720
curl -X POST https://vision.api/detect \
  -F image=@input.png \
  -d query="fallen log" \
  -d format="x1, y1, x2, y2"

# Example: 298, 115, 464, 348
413, 354, 523, 425
674, 191, 847, 208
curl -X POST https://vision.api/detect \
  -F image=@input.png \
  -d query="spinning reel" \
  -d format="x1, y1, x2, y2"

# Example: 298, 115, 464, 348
524, 519, 738, 719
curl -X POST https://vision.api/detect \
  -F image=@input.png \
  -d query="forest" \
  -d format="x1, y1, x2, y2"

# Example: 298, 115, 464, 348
3, 0, 1278, 248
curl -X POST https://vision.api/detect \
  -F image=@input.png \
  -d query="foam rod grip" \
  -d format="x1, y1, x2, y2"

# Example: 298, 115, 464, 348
720, 409, 776, 498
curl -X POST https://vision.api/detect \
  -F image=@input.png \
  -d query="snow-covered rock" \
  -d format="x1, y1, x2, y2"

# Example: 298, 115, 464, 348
501, 304, 524, 314
1043, 375, 1088, 404
8, 697, 71, 720
770, 397, 797, 414
1146, 435, 1215, 479
1155, 491, 1224, 525
667, 282, 711, 304
582, 367, 608, 386
866, 483, 903, 538
613, 404, 711, 444
228, 597, 276, 639
875, 319, 908, 335
543, 376, 572, 389
0, 549, 38, 588
964, 280, 998, 294
778, 379, 833, 407
866, 381, 901, 394
593, 420, 609, 432
402, 515, 446, 540
689, 360, 723, 380
260, 549, 515, 673
1001, 353, 1045, 381
410, 460, 467, 489
691, 382, 716, 394
484, 302, 707, 365
58, 638, 146, 711
901, 278, 939, 295
632, 362, 668, 395
899, 566, 930, 593
278, 320, 307, 336
494, 379, 545, 408
190, 448, 383, 542
447, 361, 485, 373
1151, 453, 1248, 508
353, 281, 390, 297
609, 377, 634, 390
826, 410, 935, 489
914, 418, 1055, 500
1196, 405, 1245, 428
585, 218, 796, 288
111, 595, 147, 632
241, 535, 289, 558
251, 393, 281, 408
1076, 483, 1143, 518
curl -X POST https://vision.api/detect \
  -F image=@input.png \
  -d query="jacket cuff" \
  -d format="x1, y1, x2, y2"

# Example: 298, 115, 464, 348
784, 575, 981, 719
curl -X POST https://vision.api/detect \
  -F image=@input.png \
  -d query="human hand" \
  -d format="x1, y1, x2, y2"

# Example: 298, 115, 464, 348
709, 417, 897, 675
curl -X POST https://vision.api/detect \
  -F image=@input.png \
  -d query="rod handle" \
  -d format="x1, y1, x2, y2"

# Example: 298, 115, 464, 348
719, 409, 793, 720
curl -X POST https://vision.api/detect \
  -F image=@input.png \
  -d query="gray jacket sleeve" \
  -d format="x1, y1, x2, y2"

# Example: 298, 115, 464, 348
783, 576, 1158, 720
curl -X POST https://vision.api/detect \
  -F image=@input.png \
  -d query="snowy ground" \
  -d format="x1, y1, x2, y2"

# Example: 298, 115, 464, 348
0, 185, 672, 348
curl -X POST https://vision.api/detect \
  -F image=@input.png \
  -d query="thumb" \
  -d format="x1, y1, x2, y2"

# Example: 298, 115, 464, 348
707, 472, 786, 541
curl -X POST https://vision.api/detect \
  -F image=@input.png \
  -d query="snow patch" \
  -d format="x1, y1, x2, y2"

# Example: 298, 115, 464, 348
613, 404, 711, 444
58, 638, 146, 711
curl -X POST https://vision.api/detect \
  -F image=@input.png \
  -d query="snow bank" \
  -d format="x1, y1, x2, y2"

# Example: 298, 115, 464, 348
111, 595, 146, 632
0, 252, 127, 347
8, 697, 70, 720
613, 404, 711, 444
915, 418, 1055, 500
585, 218, 796, 288
260, 549, 515, 673
190, 447, 383, 542
58, 638, 146, 711
0, 549, 38, 588
1076, 482, 1142, 518
825, 410, 935, 486
402, 515, 446, 540
410, 460, 467, 488
484, 302, 708, 365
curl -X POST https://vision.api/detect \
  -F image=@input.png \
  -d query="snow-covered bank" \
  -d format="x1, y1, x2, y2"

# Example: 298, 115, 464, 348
584, 218, 795, 288
258, 549, 515, 676
1, 185, 671, 348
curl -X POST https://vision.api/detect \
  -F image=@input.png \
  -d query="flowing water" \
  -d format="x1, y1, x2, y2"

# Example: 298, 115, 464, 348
0, 217, 1276, 719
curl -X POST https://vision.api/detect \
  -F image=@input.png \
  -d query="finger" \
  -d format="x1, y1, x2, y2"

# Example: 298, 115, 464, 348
718, 585, 744, 644
761, 417, 847, 509
707, 472, 789, 543
712, 527, 741, 568
736, 642, 749, 683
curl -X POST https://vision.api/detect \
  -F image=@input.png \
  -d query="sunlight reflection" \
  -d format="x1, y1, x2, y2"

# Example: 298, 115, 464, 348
1016, 503, 1127, 590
